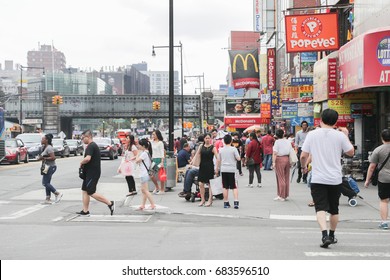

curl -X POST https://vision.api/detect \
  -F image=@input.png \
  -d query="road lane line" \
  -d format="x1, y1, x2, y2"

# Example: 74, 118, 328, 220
0, 204, 48, 220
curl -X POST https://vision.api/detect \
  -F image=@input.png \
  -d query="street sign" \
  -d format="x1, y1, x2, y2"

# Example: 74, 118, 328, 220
22, 119, 43, 125
113, 119, 126, 123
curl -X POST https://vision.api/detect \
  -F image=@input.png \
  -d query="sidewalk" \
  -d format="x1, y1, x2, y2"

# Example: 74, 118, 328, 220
122, 166, 382, 223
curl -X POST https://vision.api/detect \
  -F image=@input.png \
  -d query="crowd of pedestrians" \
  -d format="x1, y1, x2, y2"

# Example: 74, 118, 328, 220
35, 109, 390, 248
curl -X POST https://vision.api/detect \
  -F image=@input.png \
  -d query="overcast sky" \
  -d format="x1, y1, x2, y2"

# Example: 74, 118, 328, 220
1, 0, 254, 93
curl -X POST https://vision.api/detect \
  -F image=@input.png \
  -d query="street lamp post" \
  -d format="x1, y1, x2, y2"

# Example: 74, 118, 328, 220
102, 121, 105, 137
152, 41, 184, 137
19, 65, 45, 132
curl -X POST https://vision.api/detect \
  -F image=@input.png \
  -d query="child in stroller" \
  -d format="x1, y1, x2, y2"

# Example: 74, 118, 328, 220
340, 176, 363, 207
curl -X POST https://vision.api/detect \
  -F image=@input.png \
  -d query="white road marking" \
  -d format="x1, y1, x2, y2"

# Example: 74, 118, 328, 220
0, 201, 11, 204
270, 214, 319, 221
52, 216, 64, 222
305, 252, 390, 258
0, 204, 48, 220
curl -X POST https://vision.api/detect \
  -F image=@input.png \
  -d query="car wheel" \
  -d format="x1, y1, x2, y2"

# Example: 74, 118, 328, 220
15, 153, 20, 164
24, 154, 29, 163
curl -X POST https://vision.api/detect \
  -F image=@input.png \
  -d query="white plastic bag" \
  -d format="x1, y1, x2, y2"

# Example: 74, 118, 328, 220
209, 176, 223, 195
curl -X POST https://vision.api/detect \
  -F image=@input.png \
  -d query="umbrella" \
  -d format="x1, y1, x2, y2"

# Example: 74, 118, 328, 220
244, 125, 262, 133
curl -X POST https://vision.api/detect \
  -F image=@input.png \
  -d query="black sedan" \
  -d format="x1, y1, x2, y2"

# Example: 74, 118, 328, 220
52, 139, 71, 158
66, 139, 84, 156
94, 138, 118, 160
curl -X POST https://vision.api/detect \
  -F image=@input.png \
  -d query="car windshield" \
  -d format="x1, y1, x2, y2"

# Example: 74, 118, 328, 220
66, 140, 79, 145
16, 134, 42, 143
95, 138, 111, 145
52, 139, 64, 146
5, 140, 17, 148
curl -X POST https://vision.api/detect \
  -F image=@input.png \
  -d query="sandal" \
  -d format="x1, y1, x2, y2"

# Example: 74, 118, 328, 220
308, 202, 315, 207
137, 206, 145, 211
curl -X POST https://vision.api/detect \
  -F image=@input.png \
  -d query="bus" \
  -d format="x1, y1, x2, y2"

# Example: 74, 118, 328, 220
0, 107, 5, 161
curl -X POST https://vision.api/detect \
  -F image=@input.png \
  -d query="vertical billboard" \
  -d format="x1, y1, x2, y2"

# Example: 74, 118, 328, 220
267, 48, 276, 90
285, 13, 339, 53
229, 49, 260, 89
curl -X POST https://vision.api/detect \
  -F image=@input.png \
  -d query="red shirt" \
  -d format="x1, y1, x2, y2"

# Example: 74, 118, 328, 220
261, 134, 275, 155
246, 139, 262, 164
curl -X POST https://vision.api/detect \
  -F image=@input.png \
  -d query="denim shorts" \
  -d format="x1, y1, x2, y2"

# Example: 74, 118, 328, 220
140, 176, 150, 183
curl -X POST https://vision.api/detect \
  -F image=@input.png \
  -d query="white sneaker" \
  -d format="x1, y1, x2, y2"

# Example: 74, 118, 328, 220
257, 183, 262, 188
54, 193, 63, 203
247, 184, 253, 188
273, 196, 281, 201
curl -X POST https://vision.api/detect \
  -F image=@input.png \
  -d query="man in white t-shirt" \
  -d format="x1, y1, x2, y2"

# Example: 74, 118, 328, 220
300, 109, 354, 248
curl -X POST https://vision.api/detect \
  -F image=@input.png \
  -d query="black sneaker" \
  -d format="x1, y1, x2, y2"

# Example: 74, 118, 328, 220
303, 179, 308, 184
224, 201, 231, 208
296, 178, 301, 183
234, 201, 239, 209
108, 201, 115, 216
320, 236, 332, 248
330, 236, 338, 244
76, 210, 90, 216
178, 191, 189, 198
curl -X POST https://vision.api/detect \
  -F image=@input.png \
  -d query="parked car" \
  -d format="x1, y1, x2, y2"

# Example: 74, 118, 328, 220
1, 138, 29, 164
112, 138, 123, 156
66, 139, 84, 156
52, 138, 70, 158
94, 138, 118, 160
15, 133, 43, 160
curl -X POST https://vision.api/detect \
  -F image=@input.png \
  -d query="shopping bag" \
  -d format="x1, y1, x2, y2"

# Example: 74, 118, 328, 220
158, 167, 167, 182
209, 176, 223, 195
120, 160, 133, 176
289, 147, 298, 165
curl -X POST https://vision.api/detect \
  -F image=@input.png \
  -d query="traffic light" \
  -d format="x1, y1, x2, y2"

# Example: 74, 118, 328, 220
58, 95, 63, 104
152, 101, 157, 110
52, 96, 57, 104
155, 101, 160, 110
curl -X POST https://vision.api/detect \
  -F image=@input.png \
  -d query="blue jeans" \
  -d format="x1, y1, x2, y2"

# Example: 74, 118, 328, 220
42, 165, 57, 197
183, 168, 199, 193
263, 154, 272, 170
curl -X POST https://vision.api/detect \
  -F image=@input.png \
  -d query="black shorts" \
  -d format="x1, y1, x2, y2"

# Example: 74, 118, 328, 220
82, 176, 100, 195
378, 181, 390, 200
311, 183, 342, 215
221, 172, 237, 189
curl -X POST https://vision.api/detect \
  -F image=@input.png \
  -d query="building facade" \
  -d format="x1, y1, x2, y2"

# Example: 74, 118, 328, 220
27, 44, 66, 75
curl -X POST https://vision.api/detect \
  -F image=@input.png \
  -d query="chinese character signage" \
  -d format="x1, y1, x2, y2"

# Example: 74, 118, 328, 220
271, 90, 280, 109
328, 58, 338, 99
291, 77, 313, 86
285, 13, 340, 53
282, 101, 298, 118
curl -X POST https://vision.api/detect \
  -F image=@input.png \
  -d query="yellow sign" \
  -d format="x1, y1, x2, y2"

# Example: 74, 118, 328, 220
232, 53, 259, 73
328, 99, 351, 115
203, 120, 207, 128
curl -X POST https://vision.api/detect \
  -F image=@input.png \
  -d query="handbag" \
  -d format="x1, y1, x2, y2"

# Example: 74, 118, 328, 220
79, 166, 86, 180
142, 152, 159, 177
209, 176, 223, 195
191, 144, 202, 167
289, 147, 298, 165
158, 167, 167, 182
371, 152, 390, 186
40, 160, 49, 175
120, 160, 133, 177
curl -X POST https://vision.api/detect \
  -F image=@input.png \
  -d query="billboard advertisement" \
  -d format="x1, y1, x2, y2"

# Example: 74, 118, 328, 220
225, 98, 261, 116
99, 72, 124, 95
285, 13, 339, 53
229, 49, 260, 89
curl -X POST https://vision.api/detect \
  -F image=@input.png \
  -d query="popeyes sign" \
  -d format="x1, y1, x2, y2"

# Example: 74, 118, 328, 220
285, 13, 339, 53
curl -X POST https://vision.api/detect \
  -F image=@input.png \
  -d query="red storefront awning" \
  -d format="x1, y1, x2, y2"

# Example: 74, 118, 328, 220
224, 116, 270, 128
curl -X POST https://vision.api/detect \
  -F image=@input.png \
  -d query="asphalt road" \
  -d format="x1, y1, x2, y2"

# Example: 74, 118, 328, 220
0, 155, 389, 260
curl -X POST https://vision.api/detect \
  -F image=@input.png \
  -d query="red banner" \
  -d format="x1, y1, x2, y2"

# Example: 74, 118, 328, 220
224, 116, 270, 128
267, 48, 276, 90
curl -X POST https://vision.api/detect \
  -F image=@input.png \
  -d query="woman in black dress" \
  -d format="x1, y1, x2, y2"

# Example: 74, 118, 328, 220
196, 133, 218, 207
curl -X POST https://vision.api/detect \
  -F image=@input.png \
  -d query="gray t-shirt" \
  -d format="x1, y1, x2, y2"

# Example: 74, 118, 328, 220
370, 143, 390, 183
218, 145, 240, 173
41, 145, 56, 166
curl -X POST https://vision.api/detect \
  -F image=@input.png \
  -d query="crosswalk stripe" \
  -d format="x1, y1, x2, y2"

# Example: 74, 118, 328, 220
0, 204, 48, 220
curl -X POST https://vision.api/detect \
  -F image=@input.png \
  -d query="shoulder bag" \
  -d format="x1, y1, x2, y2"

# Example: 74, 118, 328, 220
289, 146, 298, 165
371, 152, 390, 186
142, 152, 159, 177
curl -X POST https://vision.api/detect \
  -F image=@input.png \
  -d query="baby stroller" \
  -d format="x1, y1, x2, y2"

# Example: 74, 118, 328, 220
340, 176, 363, 207
185, 176, 223, 202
